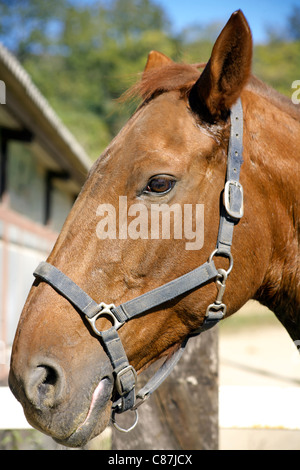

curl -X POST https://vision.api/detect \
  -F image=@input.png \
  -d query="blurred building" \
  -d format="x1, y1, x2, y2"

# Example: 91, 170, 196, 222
0, 43, 92, 383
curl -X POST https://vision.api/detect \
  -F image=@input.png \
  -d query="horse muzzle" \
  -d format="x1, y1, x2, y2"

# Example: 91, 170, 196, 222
9, 354, 114, 447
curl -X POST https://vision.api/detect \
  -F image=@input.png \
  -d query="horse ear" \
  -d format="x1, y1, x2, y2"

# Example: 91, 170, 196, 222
144, 51, 173, 73
189, 10, 252, 122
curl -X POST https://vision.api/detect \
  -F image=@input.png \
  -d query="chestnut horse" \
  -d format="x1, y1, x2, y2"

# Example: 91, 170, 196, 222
9, 10, 300, 447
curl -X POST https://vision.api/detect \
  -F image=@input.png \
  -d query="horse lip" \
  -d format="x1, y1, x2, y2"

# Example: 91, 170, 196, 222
55, 377, 113, 447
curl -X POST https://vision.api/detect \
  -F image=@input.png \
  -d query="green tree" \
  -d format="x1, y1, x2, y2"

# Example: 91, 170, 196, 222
0, 0, 178, 159
1, 1, 299, 158
0, 0, 65, 60
288, 5, 300, 40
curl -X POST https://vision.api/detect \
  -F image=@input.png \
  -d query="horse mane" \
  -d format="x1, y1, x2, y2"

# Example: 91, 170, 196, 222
123, 62, 300, 122
247, 76, 300, 122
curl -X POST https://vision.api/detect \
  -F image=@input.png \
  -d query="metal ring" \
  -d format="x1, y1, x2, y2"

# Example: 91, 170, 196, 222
208, 249, 233, 276
86, 302, 123, 336
111, 409, 139, 433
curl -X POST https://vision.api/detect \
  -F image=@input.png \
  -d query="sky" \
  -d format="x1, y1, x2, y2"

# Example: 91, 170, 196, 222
154, 0, 298, 43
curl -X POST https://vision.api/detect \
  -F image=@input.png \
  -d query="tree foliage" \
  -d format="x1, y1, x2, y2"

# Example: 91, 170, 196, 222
288, 5, 300, 40
0, 1, 299, 160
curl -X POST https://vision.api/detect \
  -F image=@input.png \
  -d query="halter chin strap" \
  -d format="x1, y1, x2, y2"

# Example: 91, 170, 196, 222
33, 98, 244, 432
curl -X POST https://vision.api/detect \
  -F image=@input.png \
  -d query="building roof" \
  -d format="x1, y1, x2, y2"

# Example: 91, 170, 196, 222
0, 42, 92, 187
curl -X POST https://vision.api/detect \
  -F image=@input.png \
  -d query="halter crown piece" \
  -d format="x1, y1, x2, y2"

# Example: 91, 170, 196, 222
33, 98, 244, 432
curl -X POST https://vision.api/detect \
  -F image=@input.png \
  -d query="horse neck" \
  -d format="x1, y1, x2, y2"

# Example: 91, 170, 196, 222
244, 89, 300, 339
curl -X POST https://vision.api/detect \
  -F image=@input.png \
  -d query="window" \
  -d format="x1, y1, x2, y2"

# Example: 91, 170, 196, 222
48, 180, 74, 232
7, 141, 46, 224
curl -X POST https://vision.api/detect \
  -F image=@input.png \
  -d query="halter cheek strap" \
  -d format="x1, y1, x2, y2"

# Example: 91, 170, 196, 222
217, 97, 244, 254
33, 98, 244, 432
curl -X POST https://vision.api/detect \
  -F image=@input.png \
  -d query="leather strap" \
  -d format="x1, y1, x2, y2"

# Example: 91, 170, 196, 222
34, 260, 218, 324
135, 337, 189, 405
33, 260, 99, 318
217, 98, 244, 254
33, 261, 137, 411
32, 98, 244, 423
113, 261, 218, 322
33, 258, 218, 413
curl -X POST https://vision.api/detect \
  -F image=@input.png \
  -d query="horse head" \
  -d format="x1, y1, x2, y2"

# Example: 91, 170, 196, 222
9, 10, 300, 447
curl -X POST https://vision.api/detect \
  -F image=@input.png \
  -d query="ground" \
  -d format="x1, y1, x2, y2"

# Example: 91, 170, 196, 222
219, 301, 300, 450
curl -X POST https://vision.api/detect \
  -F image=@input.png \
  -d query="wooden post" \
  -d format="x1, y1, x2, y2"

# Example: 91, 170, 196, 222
111, 327, 218, 450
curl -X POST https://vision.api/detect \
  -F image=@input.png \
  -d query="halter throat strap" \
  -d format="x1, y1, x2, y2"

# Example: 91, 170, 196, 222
33, 98, 244, 431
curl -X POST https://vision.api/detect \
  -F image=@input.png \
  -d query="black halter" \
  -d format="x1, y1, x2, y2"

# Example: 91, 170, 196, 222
33, 98, 244, 432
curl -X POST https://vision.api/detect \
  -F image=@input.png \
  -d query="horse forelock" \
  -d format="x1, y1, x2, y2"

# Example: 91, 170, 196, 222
122, 62, 205, 104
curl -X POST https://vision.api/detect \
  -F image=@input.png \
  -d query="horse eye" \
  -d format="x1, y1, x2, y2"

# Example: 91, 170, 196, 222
144, 176, 176, 195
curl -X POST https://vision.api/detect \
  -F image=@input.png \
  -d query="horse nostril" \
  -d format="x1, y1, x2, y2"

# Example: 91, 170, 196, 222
36, 365, 58, 402
25, 360, 66, 410
39, 365, 57, 386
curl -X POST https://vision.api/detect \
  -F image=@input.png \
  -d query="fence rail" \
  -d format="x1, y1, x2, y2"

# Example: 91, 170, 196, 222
220, 385, 300, 430
0, 387, 31, 429
1, 385, 300, 431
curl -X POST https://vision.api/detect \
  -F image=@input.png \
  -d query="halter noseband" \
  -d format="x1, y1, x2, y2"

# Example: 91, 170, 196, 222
33, 98, 244, 432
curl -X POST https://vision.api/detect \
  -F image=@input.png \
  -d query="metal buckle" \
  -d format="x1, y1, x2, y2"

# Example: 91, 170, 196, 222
205, 302, 227, 319
115, 365, 137, 396
224, 180, 244, 219
86, 302, 124, 336
132, 393, 149, 410
205, 268, 228, 320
